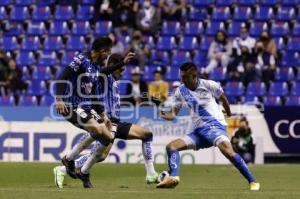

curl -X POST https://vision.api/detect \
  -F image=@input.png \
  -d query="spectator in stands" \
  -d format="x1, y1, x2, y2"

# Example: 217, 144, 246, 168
258, 31, 277, 59
136, 0, 161, 35
205, 31, 232, 74
112, 0, 138, 37
3, 59, 27, 94
231, 118, 255, 164
159, 0, 185, 21
126, 30, 150, 70
0, 50, 9, 95
148, 66, 169, 105
233, 26, 256, 56
255, 41, 276, 84
108, 32, 125, 55
92, 0, 120, 23
123, 67, 148, 105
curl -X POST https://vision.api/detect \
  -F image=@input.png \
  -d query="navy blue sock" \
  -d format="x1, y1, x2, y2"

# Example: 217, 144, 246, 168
231, 154, 256, 183
167, 150, 180, 176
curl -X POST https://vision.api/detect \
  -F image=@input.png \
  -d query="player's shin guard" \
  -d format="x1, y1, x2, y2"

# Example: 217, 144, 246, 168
231, 154, 256, 183
81, 141, 105, 174
142, 134, 156, 176
66, 133, 95, 160
167, 150, 180, 176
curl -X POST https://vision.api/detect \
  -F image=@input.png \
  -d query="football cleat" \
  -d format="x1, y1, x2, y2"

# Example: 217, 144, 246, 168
146, 172, 159, 184
76, 170, 94, 188
61, 156, 77, 179
53, 166, 65, 188
250, 182, 260, 191
156, 176, 180, 189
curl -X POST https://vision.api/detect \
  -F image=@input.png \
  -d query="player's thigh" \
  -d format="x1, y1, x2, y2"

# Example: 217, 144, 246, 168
166, 138, 189, 151
127, 124, 150, 140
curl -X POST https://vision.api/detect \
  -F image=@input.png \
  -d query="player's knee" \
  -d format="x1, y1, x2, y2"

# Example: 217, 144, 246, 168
166, 142, 177, 151
143, 131, 153, 141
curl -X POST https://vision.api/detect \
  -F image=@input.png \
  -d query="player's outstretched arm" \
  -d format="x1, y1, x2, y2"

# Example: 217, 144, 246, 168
100, 52, 136, 75
219, 94, 231, 117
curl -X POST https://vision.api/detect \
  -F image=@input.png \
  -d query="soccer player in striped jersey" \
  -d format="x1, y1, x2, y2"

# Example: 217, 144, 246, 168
54, 54, 158, 188
156, 62, 260, 191
55, 37, 134, 180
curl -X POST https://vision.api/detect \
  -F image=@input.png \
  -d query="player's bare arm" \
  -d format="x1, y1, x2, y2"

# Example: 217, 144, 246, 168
219, 94, 231, 117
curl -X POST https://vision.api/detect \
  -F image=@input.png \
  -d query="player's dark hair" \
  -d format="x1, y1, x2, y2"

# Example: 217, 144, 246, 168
92, 37, 112, 51
107, 53, 123, 67
179, 62, 197, 72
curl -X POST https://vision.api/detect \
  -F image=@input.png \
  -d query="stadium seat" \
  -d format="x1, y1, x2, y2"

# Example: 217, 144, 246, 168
242, 96, 260, 105
224, 82, 244, 97
233, 7, 252, 21
188, 7, 207, 21
194, 0, 213, 7
278, 50, 295, 66
16, 52, 36, 66
3, 23, 23, 36
15, 0, 33, 6
27, 22, 46, 36
21, 36, 41, 51
36, 0, 55, 5
184, 21, 204, 36
178, 36, 199, 51
82, 0, 95, 5
32, 6, 51, 21
26, 80, 47, 95
150, 50, 170, 65
209, 67, 227, 81
200, 36, 213, 51
32, 66, 53, 80
212, 7, 231, 21
43, 36, 64, 51
238, 0, 256, 6
250, 22, 268, 36
260, 0, 278, 6
255, 7, 274, 21
77, 6, 94, 20
171, 51, 192, 67
40, 95, 55, 106
61, 51, 78, 66
274, 37, 285, 51
275, 67, 295, 81
193, 51, 207, 66
18, 96, 38, 106
246, 82, 266, 96
1, 36, 18, 51
264, 96, 282, 106
21, 66, 31, 80
10, 6, 29, 21
161, 21, 180, 36
156, 36, 177, 51
166, 66, 180, 81
291, 82, 300, 96
268, 82, 289, 96
292, 23, 300, 36
285, 96, 300, 106
287, 37, 300, 51
270, 22, 289, 37
276, 7, 295, 21
216, 0, 235, 6
228, 22, 244, 36
0, 6, 7, 20
282, 0, 300, 6
72, 21, 91, 35
95, 21, 112, 36
54, 5, 74, 21
205, 22, 225, 36
143, 36, 155, 50
49, 22, 69, 36
66, 36, 86, 51
38, 52, 57, 66
0, 0, 12, 6
0, 96, 15, 106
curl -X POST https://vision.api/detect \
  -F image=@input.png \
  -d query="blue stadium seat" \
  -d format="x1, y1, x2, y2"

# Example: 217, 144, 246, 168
0, 0, 12, 6
228, 22, 243, 36
260, 0, 278, 6
282, 0, 300, 6
43, 36, 64, 51
66, 36, 86, 51
156, 36, 177, 51
61, 51, 78, 66
32, 66, 53, 80
143, 36, 155, 50
246, 82, 266, 96
36, 0, 55, 5
54, 5, 74, 21
194, 0, 213, 6
292, 23, 300, 36
18, 96, 38, 106
271, 22, 289, 37
49, 22, 69, 36
27, 22, 46, 36
166, 66, 180, 81
178, 36, 198, 51
188, 7, 207, 21
275, 67, 295, 81
150, 50, 170, 65
224, 82, 244, 97
72, 21, 91, 35
238, 0, 256, 6
77, 6, 94, 20
82, 0, 95, 5
16, 52, 36, 66
26, 80, 47, 95
184, 21, 204, 36
15, 0, 33, 6
268, 82, 289, 96
32, 6, 51, 21
212, 7, 231, 21
287, 37, 300, 51
21, 36, 41, 51
38, 52, 57, 66
291, 82, 300, 96
216, 0, 235, 6
242, 96, 260, 105
209, 67, 227, 81
250, 22, 268, 36
233, 7, 252, 21
10, 6, 29, 21
285, 96, 300, 106
264, 96, 281, 106
95, 21, 112, 36
0, 6, 7, 20
193, 51, 207, 66
297, 68, 300, 81
171, 51, 192, 67
280, 51, 297, 67
40, 95, 54, 106
162, 21, 180, 36
255, 7, 274, 21
2, 36, 18, 51
205, 22, 225, 36
3, 23, 23, 36
200, 36, 213, 51
0, 96, 15, 106
276, 7, 295, 21
21, 66, 31, 80
274, 37, 285, 51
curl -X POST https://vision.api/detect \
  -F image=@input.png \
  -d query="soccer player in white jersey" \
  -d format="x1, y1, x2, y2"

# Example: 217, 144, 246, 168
156, 62, 260, 191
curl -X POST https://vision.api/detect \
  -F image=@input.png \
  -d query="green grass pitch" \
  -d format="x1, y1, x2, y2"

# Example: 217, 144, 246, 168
0, 163, 299, 199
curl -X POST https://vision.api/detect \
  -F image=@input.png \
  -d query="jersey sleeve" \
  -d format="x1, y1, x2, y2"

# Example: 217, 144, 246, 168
68, 53, 85, 72
204, 80, 224, 98
172, 88, 184, 110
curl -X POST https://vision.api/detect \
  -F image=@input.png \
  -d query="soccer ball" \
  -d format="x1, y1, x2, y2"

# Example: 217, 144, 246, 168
157, 171, 170, 183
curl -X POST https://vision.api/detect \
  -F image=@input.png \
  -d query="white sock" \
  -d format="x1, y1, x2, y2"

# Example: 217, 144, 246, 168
66, 133, 95, 160
81, 141, 106, 174
142, 141, 156, 176
75, 154, 90, 169
59, 166, 67, 174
